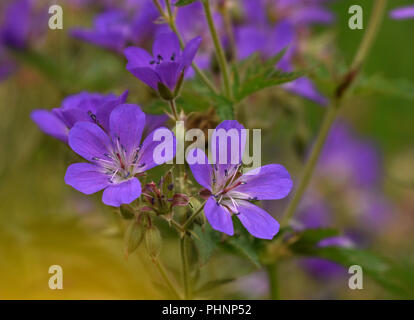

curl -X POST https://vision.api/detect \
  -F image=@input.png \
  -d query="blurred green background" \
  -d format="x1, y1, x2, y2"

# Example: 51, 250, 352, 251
0, 0, 413, 299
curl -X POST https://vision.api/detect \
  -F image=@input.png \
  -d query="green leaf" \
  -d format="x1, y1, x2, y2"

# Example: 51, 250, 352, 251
175, 0, 198, 6
222, 219, 262, 268
356, 74, 414, 100
192, 224, 220, 266
232, 51, 303, 102
290, 228, 340, 253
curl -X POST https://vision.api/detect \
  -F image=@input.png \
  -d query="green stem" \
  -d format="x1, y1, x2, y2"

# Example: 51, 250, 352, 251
280, 0, 387, 227
180, 235, 191, 299
266, 264, 279, 300
153, 258, 182, 299
351, 0, 387, 71
153, 0, 218, 95
170, 99, 179, 121
281, 105, 339, 226
202, 0, 232, 100
181, 202, 206, 230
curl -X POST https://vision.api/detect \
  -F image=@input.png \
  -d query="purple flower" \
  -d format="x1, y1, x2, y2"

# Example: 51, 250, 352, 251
31, 91, 129, 143
390, 6, 414, 20
186, 120, 293, 239
70, 2, 160, 52
31, 90, 168, 143
124, 32, 202, 92
65, 104, 175, 207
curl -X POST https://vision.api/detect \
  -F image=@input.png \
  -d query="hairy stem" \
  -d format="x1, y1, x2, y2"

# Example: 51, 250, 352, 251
153, 258, 182, 299
266, 263, 279, 300
202, 0, 233, 100
170, 99, 179, 121
280, 0, 388, 227
182, 201, 206, 230
180, 235, 191, 299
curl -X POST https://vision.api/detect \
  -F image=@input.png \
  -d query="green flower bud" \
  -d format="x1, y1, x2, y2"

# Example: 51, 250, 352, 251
145, 226, 162, 260
120, 204, 135, 220
124, 218, 145, 258
157, 82, 175, 101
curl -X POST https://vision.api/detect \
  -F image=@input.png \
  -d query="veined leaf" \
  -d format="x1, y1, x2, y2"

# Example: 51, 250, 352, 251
193, 224, 220, 266
233, 51, 303, 102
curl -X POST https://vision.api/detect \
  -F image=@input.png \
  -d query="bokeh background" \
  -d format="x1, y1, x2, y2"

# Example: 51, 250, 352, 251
0, 0, 413, 299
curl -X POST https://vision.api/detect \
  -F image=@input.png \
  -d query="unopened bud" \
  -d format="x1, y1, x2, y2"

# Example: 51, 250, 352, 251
145, 226, 162, 260
172, 193, 190, 207
120, 204, 135, 220
158, 82, 175, 101
124, 218, 145, 258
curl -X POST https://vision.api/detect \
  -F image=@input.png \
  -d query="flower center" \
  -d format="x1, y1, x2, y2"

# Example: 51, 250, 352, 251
92, 137, 145, 184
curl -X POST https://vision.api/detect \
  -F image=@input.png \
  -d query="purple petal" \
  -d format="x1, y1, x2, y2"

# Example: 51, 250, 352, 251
236, 200, 280, 240
155, 61, 182, 90
181, 36, 202, 68
102, 177, 142, 207
233, 164, 293, 200
31, 110, 69, 143
283, 77, 328, 106
152, 32, 181, 63
96, 90, 129, 132
143, 113, 169, 137
65, 163, 109, 194
109, 104, 145, 156
127, 66, 160, 90
68, 122, 111, 161
124, 47, 153, 68
204, 196, 234, 236
186, 148, 212, 190
136, 127, 176, 172
211, 120, 246, 185
390, 6, 414, 20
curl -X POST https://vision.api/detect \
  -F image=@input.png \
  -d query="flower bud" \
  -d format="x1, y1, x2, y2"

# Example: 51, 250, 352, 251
172, 193, 190, 207
124, 218, 145, 258
120, 204, 135, 220
145, 226, 162, 260
157, 82, 175, 101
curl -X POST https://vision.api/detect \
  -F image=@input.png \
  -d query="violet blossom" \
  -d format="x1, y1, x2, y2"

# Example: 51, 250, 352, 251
70, 1, 160, 53
65, 104, 175, 207
186, 120, 293, 239
124, 32, 202, 94
31, 90, 168, 143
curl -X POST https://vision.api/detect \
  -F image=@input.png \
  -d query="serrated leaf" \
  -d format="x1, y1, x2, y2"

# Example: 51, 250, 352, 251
226, 236, 261, 268
175, 0, 198, 7
193, 224, 220, 266
233, 51, 303, 102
